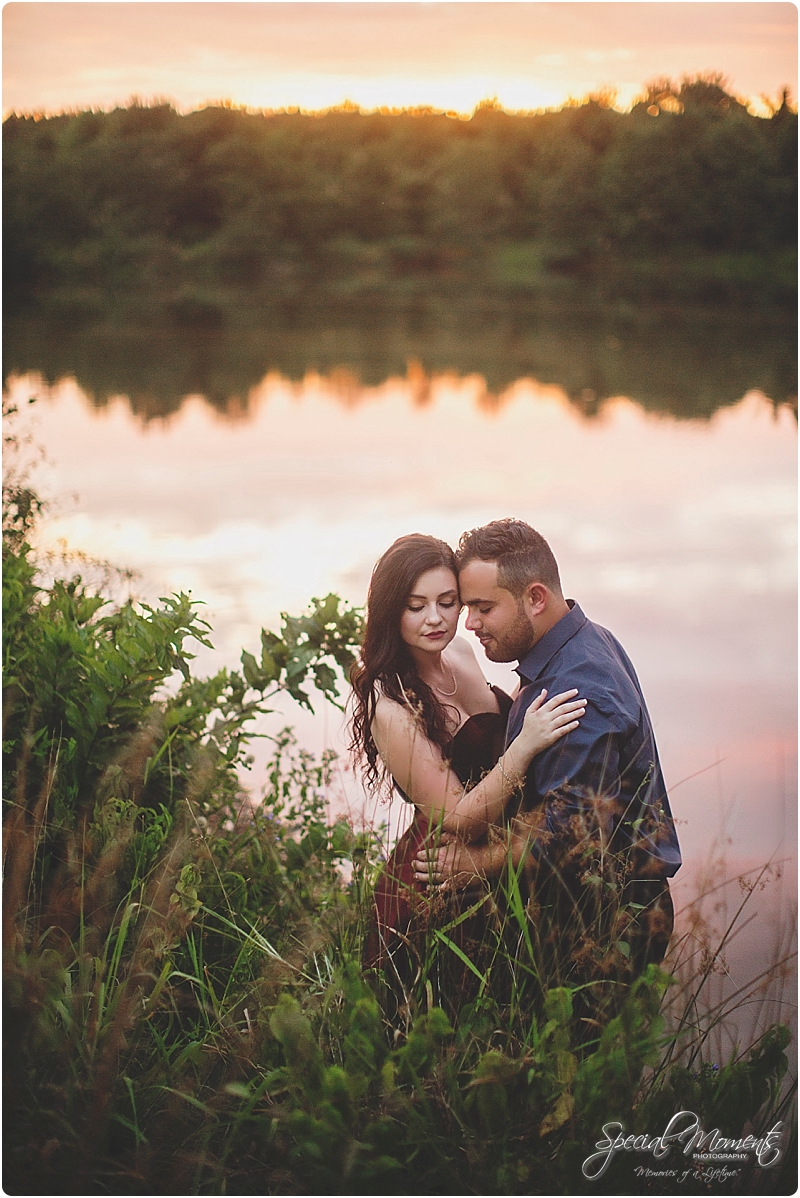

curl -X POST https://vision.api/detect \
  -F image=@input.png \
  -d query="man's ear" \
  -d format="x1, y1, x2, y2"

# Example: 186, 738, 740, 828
523, 582, 549, 618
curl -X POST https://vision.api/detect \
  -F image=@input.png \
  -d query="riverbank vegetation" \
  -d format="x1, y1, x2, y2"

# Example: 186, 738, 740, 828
4, 74, 796, 328
3, 438, 796, 1194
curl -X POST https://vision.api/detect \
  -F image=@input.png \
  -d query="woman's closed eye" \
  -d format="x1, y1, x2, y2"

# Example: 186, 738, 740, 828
407, 600, 458, 612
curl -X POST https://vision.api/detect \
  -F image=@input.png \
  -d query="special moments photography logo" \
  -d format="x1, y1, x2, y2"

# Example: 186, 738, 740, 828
582, 1110, 785, 1182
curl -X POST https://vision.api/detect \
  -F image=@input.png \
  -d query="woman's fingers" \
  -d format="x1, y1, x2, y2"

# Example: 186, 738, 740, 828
523, 690, 580, 723
533, 692, 587, 743
549, 718, 581, 741
526, 699, 585, 724
552, 704, 586, 724
520, 688, 586, 746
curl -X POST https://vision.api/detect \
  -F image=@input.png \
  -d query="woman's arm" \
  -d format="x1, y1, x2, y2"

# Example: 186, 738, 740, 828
372, 689, 585, 841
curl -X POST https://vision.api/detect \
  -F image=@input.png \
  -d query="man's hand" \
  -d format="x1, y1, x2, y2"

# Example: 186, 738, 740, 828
412, 837, 488, 890
412, 809, 548, 891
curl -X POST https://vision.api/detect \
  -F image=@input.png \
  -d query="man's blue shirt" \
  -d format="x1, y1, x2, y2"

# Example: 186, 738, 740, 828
506, 601, 681, 879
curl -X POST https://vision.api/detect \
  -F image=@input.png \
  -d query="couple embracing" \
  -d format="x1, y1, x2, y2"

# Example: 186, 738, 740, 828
349, 519, 681, 1008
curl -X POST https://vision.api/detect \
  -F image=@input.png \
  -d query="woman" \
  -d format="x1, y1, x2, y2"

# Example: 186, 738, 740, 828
349, 534, 585, 999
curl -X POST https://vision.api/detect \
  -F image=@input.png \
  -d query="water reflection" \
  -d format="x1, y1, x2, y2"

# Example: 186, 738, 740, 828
4, 298, 796, 423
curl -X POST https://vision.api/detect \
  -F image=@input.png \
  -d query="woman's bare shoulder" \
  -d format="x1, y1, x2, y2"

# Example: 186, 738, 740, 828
371, 691, 439, 771
447, 634, 481, 665
372, 690, 415, 732
447, 635, 489, 687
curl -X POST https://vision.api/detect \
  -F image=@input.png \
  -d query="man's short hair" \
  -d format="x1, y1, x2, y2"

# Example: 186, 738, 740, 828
456, 518, 563, 598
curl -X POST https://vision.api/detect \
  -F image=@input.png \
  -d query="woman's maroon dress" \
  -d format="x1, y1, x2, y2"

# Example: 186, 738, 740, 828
364, 688, 512, 988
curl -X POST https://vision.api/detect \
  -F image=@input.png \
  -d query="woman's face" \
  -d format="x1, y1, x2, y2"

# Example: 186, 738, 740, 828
399, 566, 461, 655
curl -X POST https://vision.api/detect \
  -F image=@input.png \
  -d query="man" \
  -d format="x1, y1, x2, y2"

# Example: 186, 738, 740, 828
414, 517, 681, 974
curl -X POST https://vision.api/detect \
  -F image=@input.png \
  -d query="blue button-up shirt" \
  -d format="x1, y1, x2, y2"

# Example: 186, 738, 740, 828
506, 601, 681, 879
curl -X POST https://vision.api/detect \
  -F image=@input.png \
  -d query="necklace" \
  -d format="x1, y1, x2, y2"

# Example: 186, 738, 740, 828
433, 664, 458, 697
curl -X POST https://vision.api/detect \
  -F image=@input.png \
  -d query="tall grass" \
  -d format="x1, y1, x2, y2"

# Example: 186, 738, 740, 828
4, 738, 794, 1193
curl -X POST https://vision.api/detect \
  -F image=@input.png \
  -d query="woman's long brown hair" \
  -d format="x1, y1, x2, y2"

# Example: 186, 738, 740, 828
349, 534, 459, 792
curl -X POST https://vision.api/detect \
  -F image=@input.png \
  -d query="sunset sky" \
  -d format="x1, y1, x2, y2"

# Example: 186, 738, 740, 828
3, 2, 797, 118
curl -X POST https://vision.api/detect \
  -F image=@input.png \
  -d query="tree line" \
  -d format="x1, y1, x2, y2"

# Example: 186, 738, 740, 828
3, 75, 796, 316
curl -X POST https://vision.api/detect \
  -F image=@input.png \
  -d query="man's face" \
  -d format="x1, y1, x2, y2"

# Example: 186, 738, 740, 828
459, 559, 536, 663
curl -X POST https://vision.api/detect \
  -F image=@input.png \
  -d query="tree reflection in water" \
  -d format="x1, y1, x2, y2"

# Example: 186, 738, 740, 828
4, 296, 796, 425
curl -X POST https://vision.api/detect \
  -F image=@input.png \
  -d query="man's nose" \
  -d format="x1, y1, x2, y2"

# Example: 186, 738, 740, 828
465, 609, 479, 631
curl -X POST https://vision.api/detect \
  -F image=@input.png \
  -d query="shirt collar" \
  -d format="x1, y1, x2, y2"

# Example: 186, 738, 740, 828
516, 600, 586, 684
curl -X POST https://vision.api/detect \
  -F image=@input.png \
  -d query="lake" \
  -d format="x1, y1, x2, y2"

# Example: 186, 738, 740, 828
4, 302, 796, 1019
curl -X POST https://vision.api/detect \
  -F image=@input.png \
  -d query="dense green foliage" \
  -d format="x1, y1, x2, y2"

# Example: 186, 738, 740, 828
4, 76, 796, 320
3, 466, 795, 1192
2, 519, 363, 905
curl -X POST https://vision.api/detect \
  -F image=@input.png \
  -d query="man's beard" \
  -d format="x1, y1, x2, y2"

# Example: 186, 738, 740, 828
483, 603, 536, 663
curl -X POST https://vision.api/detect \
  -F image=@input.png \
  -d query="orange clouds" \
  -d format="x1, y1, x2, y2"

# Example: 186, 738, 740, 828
4, 2, 797, 116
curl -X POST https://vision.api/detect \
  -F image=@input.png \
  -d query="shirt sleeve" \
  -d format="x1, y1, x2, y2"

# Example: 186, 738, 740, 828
507, 633, 681, 880
509, 680, 635, 867
532, 698, 627, 800
510, 677, 631, 794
